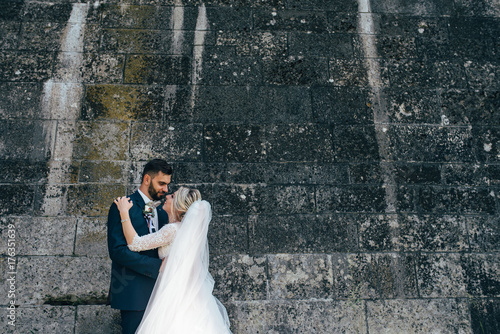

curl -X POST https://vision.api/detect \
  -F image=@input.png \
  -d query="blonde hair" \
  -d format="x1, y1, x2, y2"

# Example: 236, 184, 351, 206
171, 187, 202, 222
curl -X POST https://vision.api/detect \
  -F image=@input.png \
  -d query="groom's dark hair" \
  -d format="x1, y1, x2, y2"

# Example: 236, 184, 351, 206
142, 159, 173, 182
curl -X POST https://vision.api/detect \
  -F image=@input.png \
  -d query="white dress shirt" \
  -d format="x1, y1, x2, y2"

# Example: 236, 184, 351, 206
138, 189, 158, 233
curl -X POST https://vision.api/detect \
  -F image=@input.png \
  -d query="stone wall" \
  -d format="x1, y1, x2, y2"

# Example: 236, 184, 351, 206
1, 0, 499, 333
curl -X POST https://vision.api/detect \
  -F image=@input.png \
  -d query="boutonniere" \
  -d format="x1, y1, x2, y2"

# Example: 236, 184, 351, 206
143, 200, 161, 219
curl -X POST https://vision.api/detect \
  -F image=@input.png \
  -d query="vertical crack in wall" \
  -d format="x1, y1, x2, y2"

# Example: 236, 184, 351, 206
190, 4, 208, 110
357, 0, 398, 213
171, 0, 185, 55
40, 3, 88, 216
164, 0, 185, 124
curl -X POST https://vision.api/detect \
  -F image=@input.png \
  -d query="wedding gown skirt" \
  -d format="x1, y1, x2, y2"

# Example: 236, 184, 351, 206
135, 201, 232, 334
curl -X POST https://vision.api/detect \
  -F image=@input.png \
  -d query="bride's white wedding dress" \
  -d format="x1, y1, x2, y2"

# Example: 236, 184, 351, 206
127, 200, 232, 334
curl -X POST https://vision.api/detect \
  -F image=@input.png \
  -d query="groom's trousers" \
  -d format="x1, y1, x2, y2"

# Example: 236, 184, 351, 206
121, 310, 145, 334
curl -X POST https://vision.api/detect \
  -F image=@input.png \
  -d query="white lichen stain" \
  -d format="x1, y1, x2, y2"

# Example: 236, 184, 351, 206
483, 143, 492, 152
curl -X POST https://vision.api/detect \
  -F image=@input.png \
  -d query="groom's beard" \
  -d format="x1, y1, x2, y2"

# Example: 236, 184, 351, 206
148, 183, 166, 201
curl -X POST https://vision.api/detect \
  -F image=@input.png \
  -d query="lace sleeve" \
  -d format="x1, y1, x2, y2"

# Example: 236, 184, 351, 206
128, 224, 178, 252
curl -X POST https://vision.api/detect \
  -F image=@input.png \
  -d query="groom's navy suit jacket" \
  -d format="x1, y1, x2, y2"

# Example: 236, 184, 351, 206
107, 190, 168, 310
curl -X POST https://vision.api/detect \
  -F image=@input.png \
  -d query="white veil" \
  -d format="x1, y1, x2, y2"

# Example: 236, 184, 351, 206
136, 200, 231, 334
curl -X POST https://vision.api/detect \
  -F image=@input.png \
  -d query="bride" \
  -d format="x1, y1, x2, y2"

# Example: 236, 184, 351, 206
114, 187, 232, 334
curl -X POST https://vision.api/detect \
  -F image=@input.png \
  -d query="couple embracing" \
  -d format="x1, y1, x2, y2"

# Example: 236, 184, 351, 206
107, 159, 231, 334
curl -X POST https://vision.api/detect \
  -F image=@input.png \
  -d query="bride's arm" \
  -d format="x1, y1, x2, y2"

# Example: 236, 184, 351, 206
114, 197, 137, 245
114, 197, 177, 252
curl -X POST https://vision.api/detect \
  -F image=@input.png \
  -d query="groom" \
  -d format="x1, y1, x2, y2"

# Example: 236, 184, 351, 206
107, 159, 172, 334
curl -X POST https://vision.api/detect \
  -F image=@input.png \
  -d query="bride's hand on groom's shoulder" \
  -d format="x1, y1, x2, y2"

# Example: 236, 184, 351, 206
114, 196, 133, 213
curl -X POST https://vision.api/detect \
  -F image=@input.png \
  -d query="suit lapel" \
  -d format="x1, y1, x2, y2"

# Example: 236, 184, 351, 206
129, 191, 149, 235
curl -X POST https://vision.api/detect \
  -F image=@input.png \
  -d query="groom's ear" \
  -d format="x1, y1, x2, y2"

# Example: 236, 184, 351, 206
143, 173, 151, 185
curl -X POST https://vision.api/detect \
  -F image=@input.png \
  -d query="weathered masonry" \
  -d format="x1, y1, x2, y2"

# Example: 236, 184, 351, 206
0, 0, 498, 333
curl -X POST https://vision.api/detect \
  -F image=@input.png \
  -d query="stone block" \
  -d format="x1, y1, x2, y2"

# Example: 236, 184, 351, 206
0, 21, 20, 49
18, 22, 67, 52
367, 299, 471, 334
22, 2, 73, 22
45, 159, 80, 184
468, 215, 500, 252
332, 253, 418, 299
202, 184, 315, 215
400, 215, 468, 251
263, 185, 316, 214
230, 300, 367, 334
449, 17, 500, 60
0, 120, 55, 160
0, 159, 49, 184
316, 185, 387, 213
82, 23, 102, 53
124, 55, 190, 85
208, 214, 248, 254
206, 7, 252, 31
204, 124, 267, 162
359, 214, 469, 252
267, 124, 334, 162
78, 160, 129, 183
464, 61, 499, 90
384, 59, 467, 89
53, 53, 125, 84
311, 87, 372, 124
385, 89, 441, 123
454, 0, 500, 17
101, 29, 195, 55
417, 253, 468, 297
285, 0, 358, 12
100, 4, 177, 30
473, 127, 500, 163
440, 90, 500, 125
357, 214, 399, 251
249, 214, 358, 253
12, 216, 76, 256
394, 163, 442, 184
371, 0, 454, 15
210, 254, 267, 301
34, 184, 69, 217
417, 186, 496, 214
376, 36, 418, 59
83, 84, 164, 121
466, 254, 500, 297
0, 185, 35, 215
328, 59, 369, 87
262, 56, 328, 86
67, 121, 129, 160
385, 125, 475, 162
253, 9, 328, 33
268, 254, 333, 299
216, 31, 288, 56
16, 256, 110, 304
75, 217, 109, 257
0, 1, 23, 21
0, 51, 53, 82
167, 85, 312, 123
470, 299, 500, 334
348, 163, 384, 184
198, 49, 262, 86
327, 12, 357, 33
0, 306, 76, 334
130, 122, 203, 161
174, 162, 348, 185
289, 31, 353, 58
442, 163, 486, 186
66, 184, 126, 216
75, 305, 121, 334
332, 125, 380, 162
